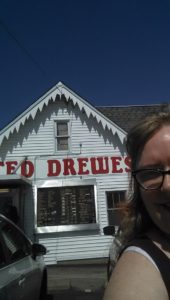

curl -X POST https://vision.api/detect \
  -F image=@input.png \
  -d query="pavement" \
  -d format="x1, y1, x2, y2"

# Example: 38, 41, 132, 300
47, 258, 108, 295
51, 290, 104, 300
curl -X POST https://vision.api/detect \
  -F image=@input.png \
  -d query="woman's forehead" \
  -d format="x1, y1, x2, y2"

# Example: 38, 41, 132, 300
137, 125, 170, 167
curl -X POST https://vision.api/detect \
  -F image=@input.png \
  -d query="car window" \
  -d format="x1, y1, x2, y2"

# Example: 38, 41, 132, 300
0, 239, 6, 268
0, 221, 32, 263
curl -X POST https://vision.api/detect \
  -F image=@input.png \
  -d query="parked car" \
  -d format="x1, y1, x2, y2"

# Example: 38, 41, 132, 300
0, 213, 47, 300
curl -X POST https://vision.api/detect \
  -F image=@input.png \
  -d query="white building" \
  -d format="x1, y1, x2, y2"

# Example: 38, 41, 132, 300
0, 82, 146, 265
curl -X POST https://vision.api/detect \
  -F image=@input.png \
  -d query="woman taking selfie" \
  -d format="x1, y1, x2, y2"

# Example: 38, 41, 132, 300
104, 111, 170, 300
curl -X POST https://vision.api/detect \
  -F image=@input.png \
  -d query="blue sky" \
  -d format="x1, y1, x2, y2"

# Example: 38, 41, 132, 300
0, 0, 170, 129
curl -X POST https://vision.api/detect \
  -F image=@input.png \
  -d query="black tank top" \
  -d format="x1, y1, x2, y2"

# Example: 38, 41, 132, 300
124, 238, 170, 297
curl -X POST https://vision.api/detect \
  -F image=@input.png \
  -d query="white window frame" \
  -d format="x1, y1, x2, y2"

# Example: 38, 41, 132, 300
35, 179, 99, 233
54, 120, 70, 153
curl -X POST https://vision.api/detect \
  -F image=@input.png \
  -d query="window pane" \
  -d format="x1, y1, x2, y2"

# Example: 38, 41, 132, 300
57, 137, 68, 150
107, 193, 113, 209
37, 185, 96, 227
57, 123, 68, 136
0, 221, 31, 262
106, 191, 125, 226
0, 239, 6, 268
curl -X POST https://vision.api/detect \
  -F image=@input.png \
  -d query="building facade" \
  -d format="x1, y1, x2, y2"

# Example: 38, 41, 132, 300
0, 82, 144, 265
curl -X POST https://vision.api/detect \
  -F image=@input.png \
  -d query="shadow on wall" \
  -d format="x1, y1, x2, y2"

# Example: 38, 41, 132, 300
0, 95, 126, 160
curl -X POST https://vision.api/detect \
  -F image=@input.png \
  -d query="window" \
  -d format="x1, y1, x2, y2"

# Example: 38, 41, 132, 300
55, 121, 69, 151
0, 221, 31, 263
37, 185, 96, 228
0, 239, 6, 268
106, 191, 126, 227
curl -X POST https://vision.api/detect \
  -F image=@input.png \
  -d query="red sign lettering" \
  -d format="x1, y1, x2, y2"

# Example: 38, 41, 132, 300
63, 159, 76, 176
1, 156, 130, 178
111, 157, 123, 173
77, 158, 89, 175
6, 161, 18, 174
91, 157, 109, 174
47, 160, 61, 176
21, 161, 34, 177
124, 156, 131, 172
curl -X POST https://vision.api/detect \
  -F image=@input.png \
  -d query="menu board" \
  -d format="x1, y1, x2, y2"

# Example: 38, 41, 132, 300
37, 185, 96, 227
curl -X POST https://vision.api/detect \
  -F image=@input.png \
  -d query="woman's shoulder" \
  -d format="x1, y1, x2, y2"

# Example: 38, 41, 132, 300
104, 249, 169, 300
124, 244, 159, 269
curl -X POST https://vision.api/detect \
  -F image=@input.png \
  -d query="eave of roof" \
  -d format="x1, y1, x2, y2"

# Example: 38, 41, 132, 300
0, 82, 126, 144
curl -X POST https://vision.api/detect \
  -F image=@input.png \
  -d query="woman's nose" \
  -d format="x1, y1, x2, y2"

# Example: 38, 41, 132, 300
162, 173, 170, 190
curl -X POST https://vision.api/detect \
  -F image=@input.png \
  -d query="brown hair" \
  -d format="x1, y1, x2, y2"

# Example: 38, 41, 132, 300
121, 109, 170, 240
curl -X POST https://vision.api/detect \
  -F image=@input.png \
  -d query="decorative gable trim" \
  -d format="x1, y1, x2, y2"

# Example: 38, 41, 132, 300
0, 82, 126, 144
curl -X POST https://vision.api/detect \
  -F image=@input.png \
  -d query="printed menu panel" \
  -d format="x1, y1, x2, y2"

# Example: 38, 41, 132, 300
37, 185, 96, 227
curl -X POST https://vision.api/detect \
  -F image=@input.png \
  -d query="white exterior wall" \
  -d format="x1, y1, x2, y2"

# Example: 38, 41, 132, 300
1, 101, 124, 158
0, 98, 128, 264
37, 173, 129, 265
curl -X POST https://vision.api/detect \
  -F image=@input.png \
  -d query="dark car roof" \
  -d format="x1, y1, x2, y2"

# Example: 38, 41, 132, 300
97, 103, 169, 132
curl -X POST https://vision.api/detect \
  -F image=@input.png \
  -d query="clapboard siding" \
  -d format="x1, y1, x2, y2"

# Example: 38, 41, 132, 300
38, 235, 113, 264
0, 92, 128, 264
0, 101, 125, 159
35, 172, 128, 264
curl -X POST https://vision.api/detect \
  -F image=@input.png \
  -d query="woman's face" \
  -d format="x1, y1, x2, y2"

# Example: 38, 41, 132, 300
137, 125, 170, 235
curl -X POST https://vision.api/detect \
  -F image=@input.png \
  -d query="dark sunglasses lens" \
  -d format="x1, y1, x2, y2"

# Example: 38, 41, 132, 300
136, 170, 162, 189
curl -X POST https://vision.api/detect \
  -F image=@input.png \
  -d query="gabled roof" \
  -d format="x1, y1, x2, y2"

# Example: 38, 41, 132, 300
0, 82, 126, 144
97, 104, 169, 132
